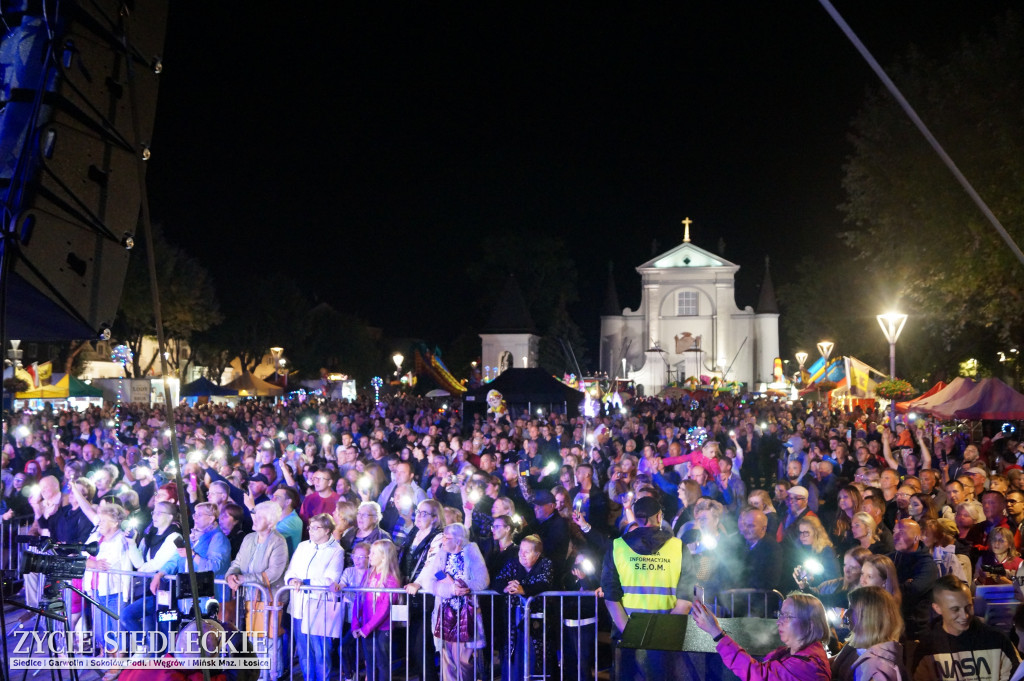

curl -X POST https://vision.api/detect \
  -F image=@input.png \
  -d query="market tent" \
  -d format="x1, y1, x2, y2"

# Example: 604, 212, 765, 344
225, 371, 283, 396
927, 377, 1024, 420
61, 375, 103, 397
15, 382, 66, 399
895, 381, 947, 413
907, 377, 976, 416
463, 368, 583, 419
182, 376, 237, 397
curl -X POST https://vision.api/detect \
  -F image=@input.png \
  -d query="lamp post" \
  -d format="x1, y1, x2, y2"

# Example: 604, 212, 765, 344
817, 341, 834, 366
795, 352, 808, 385
270, 346, 286, 387
392, 353, 404, 382
7, 340, 22, 369
876, 313, 908, 378
877, 312, 908, 426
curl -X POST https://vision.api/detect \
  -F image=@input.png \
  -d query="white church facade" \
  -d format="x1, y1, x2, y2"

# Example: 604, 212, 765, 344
600, 221, 779, 395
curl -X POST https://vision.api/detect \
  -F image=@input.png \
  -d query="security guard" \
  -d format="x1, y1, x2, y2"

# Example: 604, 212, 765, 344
601, 496, 696, 680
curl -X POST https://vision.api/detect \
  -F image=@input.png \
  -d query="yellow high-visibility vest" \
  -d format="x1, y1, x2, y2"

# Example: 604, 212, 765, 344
611, 535, 683, 615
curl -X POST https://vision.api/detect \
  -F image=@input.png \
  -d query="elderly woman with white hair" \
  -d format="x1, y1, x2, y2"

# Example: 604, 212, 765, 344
406, 522, 489, 681
340, 500, 388, 565
225, 500, 289, 596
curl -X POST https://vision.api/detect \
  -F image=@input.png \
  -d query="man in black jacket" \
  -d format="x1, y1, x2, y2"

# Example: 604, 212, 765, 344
526, 489, 570, 566
730, 508, 783, 596
892, 518, 940, 639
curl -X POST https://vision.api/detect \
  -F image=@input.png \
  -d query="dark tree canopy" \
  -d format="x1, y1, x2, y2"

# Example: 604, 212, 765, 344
839, 14, 1024, 359
115, 225, 222, 377
780, 13, 1024, 382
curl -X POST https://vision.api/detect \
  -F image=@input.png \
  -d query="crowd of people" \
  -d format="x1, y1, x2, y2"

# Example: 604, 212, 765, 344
4, 391, 1024, 681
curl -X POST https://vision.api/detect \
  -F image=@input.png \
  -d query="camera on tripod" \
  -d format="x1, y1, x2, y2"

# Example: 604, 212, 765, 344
156, 570, 216, 625
15, 536, 99, 581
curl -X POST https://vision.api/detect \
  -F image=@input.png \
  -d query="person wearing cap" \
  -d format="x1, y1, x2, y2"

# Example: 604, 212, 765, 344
524, 487, 570, 568
245, 472, 271, 508
777, 484, 815, 543
778, 433, 808, 485
601, 495, 696, 680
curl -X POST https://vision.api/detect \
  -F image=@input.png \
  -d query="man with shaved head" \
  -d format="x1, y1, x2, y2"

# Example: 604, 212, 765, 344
730, 508, 782, 593
893, 518, 939, 638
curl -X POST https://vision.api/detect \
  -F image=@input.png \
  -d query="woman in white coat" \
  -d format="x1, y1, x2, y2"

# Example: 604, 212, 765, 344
284, 513, 344, 681
406, 523, 489, 681
81, 503, 142, 681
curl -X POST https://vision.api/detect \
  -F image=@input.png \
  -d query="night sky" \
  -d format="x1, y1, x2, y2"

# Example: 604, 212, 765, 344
146, 2, 1015, 353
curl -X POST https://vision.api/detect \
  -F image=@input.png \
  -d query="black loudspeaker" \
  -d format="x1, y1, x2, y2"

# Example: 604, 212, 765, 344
0, 0, 168, 340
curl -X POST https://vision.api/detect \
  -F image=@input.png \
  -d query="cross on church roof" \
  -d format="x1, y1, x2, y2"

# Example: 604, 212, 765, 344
682, 217, 693, 243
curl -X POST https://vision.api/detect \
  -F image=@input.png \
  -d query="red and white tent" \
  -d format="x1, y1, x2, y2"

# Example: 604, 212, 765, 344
926, 377, 1024, 421
904, 377, 976, 416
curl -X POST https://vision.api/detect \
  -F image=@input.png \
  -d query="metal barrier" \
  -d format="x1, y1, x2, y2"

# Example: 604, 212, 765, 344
0, 514, 34, 574
523, 591, 602, 681
271, 585, 603, 681
713, 588, 785, 618
4, 527, 607, 681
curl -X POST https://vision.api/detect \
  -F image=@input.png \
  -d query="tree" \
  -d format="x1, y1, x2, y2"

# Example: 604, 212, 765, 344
467, 231, 590, 372
288, 304, 382, 384
838, 14, 1024, 376
115, 226, 222, 377
206, 273, 310, 374
538, 294, 589, 376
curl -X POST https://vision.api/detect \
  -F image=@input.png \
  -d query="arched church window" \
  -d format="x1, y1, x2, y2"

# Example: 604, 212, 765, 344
676, 291, 698, 316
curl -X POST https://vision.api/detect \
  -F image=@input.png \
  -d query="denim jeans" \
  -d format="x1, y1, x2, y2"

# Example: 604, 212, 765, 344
293, 619, 333, 681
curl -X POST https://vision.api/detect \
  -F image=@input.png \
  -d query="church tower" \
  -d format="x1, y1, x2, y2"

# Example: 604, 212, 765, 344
754, 256, 781, 385
599, 218, 780, 393
479, 274, 541, 376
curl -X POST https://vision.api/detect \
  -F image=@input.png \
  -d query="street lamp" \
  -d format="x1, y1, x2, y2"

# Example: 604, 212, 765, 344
876, 313, 908, 378
795, 352, 808, 385
817, 341, 834, 365
269, 346, 286, 387
6, 340, 22, 369
392, 353, 404, 376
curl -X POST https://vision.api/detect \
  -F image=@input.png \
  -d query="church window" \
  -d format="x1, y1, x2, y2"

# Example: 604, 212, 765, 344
677, 291, 698, 316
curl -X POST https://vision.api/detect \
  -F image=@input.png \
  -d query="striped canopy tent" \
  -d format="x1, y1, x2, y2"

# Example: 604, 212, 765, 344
926, 377, 1024, 420
895, 381, 948, 413
903, 377, 976, 416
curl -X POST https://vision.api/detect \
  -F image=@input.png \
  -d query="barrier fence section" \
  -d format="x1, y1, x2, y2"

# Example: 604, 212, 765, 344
5, 529, 604, 681
1, 514, 33, 573
523, 591, 602, 681
271, 585, 605, 681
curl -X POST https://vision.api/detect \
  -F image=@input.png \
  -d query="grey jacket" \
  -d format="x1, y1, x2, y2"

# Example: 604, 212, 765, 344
226, 530, 289, 594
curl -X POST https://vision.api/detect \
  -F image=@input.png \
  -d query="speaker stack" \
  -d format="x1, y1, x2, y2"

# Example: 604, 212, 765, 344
0, 0, 168, 341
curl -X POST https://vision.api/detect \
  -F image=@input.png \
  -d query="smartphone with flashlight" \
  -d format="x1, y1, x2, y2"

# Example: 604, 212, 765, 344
695, 585, 705, 604
518, 460, 530, 477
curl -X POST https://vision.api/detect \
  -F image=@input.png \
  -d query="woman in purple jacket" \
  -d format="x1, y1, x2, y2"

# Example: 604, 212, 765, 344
691, 592, 832, 681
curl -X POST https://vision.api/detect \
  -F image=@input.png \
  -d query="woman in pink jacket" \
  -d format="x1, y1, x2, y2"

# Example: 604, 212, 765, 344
691, 593, 832, 681
351, 539, 402, 681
